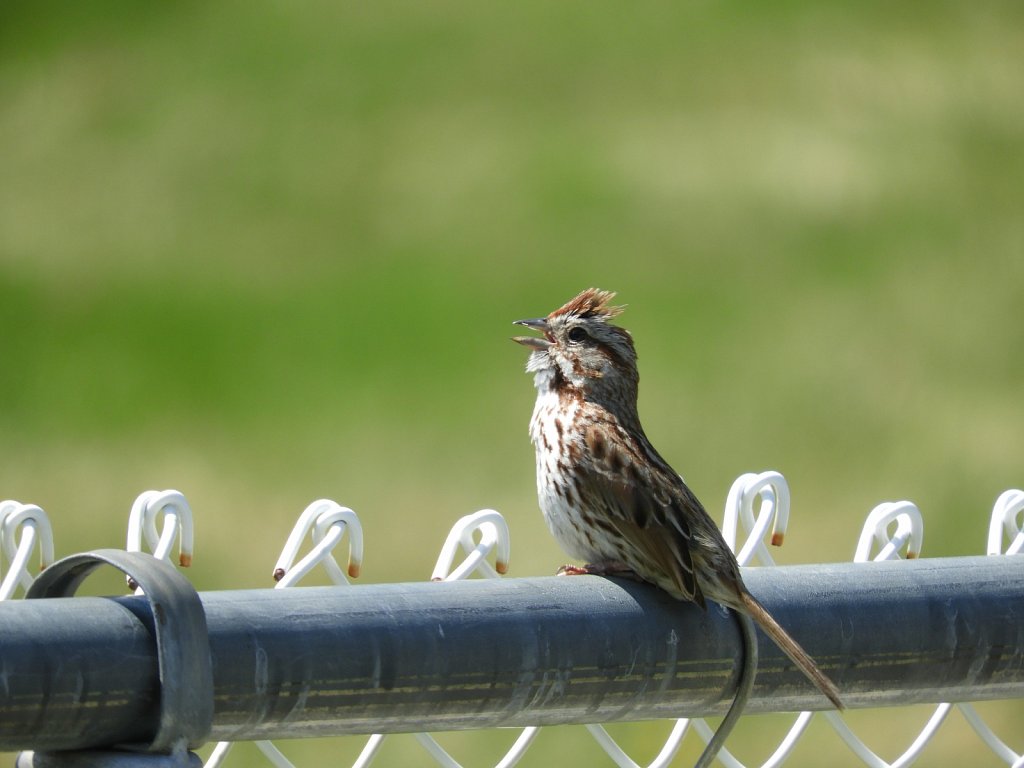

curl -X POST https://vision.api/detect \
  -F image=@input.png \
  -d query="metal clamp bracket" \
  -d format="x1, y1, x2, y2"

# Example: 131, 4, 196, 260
25, 549, 213, 755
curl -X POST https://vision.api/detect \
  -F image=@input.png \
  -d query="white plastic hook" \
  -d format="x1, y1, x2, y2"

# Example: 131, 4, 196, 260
272, 500, 363, 588
430, 509, 510, 581
854, 501, 924, 562
987, 489, 1024, 556
0, 501, 55, 600
127, 490, 195, 567
722, 471, 791, 566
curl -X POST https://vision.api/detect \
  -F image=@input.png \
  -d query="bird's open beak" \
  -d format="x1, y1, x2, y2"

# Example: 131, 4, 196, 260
512, 318, 552, 350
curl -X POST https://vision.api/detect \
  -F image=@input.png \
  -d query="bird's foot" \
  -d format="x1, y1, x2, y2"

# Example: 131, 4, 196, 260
556, 564, 591, 576
556, 560, 643, 581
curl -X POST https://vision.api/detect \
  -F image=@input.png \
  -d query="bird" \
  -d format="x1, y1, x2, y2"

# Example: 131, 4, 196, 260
512, 288, 843, 712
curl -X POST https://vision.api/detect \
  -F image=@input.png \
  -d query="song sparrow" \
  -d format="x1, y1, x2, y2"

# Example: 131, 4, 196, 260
513, 288, 843, 710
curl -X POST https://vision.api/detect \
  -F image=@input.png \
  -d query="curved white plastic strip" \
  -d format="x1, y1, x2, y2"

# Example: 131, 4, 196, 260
723, 471, 791, 566
431, 510, 510, 582
988, 489, 1024, 556
0, 501, 55, 600
272, 500, 363, 587
127, 489, 194, 567
854, 501, 924, 563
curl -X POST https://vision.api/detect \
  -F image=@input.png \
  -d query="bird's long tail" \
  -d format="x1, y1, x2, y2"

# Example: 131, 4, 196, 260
739, 590, 844, 710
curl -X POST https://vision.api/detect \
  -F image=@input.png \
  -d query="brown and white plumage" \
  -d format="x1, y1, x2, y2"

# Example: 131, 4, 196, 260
513, 288, 843, 711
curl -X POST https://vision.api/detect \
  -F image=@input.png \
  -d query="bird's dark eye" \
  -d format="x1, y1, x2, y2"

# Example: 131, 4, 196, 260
567, 327, 589, 344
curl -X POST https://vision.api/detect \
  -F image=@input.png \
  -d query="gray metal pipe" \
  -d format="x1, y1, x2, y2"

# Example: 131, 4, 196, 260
0, 556, 1021, 752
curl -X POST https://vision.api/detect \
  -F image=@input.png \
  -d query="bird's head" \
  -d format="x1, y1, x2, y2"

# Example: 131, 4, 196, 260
513, 288, 638, 397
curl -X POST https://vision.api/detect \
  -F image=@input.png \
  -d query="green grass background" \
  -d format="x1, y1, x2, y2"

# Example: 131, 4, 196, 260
1, 1, 1021, 765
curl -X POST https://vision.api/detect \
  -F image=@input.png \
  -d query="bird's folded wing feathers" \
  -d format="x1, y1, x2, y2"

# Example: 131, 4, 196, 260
580, 424, 704, 606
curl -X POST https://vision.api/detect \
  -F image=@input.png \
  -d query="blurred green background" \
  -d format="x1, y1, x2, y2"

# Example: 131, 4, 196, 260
1, 1, 1021, 765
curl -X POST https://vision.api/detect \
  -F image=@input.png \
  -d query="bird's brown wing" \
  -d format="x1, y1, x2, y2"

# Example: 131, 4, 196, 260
578, 422, 705, 607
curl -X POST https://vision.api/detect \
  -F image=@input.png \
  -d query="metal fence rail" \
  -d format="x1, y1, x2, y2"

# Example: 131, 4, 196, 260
1, 554, 1021, 754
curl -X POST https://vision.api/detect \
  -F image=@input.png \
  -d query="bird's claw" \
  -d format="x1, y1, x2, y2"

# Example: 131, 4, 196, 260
556, 561, 643, 581
556, 564, 591, 576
